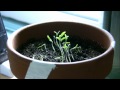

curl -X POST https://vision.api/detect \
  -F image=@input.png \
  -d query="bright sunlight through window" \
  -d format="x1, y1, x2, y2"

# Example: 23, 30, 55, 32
1, 11, 104, 28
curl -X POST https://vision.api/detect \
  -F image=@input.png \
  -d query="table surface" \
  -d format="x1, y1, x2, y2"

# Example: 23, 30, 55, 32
0, 74, 16, 79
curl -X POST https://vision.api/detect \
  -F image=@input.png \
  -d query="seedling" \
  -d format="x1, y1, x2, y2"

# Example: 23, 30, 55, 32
47, 31, 81, 62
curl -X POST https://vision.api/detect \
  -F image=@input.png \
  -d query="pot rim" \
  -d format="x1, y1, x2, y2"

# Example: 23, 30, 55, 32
7, 21, 115, 65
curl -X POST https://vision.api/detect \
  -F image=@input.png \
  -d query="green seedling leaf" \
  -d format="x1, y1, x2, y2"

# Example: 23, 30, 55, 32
54, 31, 60, 36
61, 37, 66, 42
37, 44, 44, 49
65, 42, 70, 44
59, 31, 66, 38
64, 34, 69, 41
63, 42, 70, 50
56, 37, 61, 41
71, 44, 78, 50
47, 35, 53, 42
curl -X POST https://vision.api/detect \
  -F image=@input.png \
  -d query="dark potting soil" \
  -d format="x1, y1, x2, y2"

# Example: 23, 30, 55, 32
17, 37, 106, 63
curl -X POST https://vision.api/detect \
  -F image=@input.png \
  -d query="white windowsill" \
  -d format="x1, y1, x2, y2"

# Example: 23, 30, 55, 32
0, 60, 15, 78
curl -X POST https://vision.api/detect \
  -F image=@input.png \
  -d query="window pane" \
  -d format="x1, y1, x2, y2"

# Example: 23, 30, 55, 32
1, 11, 104, 28
61, 11, 103, 21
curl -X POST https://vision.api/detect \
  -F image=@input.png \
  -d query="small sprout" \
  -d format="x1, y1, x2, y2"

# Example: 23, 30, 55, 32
56, 37, 61, 42
59, 31, 66, 38
47, 35, 53, 43
32, 31, 82, 62
71, 44, 81, 52
37, 44, 47, 52
64, 34, 69, 41
61, 37, 66, 42
54, 31, 60, 36
71, 44, 79, 50
47, 31, 82, 62
63, 42, 70, 50
47, 35, 56, 52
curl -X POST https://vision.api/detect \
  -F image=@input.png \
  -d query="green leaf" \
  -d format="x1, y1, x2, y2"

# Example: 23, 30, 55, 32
54, 31, 60, 36
61, 37, 66, 41
63, 42, 70, 50
56, 37, 61, 41
47, 35, 53, 42
64, 34, 69, 41
59, 31, 66, 38
71, 44, 78, 50
65, 42, 70, 44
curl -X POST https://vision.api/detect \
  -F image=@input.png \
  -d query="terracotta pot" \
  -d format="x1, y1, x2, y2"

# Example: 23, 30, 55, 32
7, 21, 115, 79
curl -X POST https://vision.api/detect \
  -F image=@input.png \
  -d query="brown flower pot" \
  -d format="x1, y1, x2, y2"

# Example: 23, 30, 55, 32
7, 21, 115, 79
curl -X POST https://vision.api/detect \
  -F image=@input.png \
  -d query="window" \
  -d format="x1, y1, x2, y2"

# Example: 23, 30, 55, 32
1, 11, 104, 37
0, 13, 8, 64
61, 11, 104, 27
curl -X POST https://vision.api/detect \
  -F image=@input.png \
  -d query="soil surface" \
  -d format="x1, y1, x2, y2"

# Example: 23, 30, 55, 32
17, 37, 106, 63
